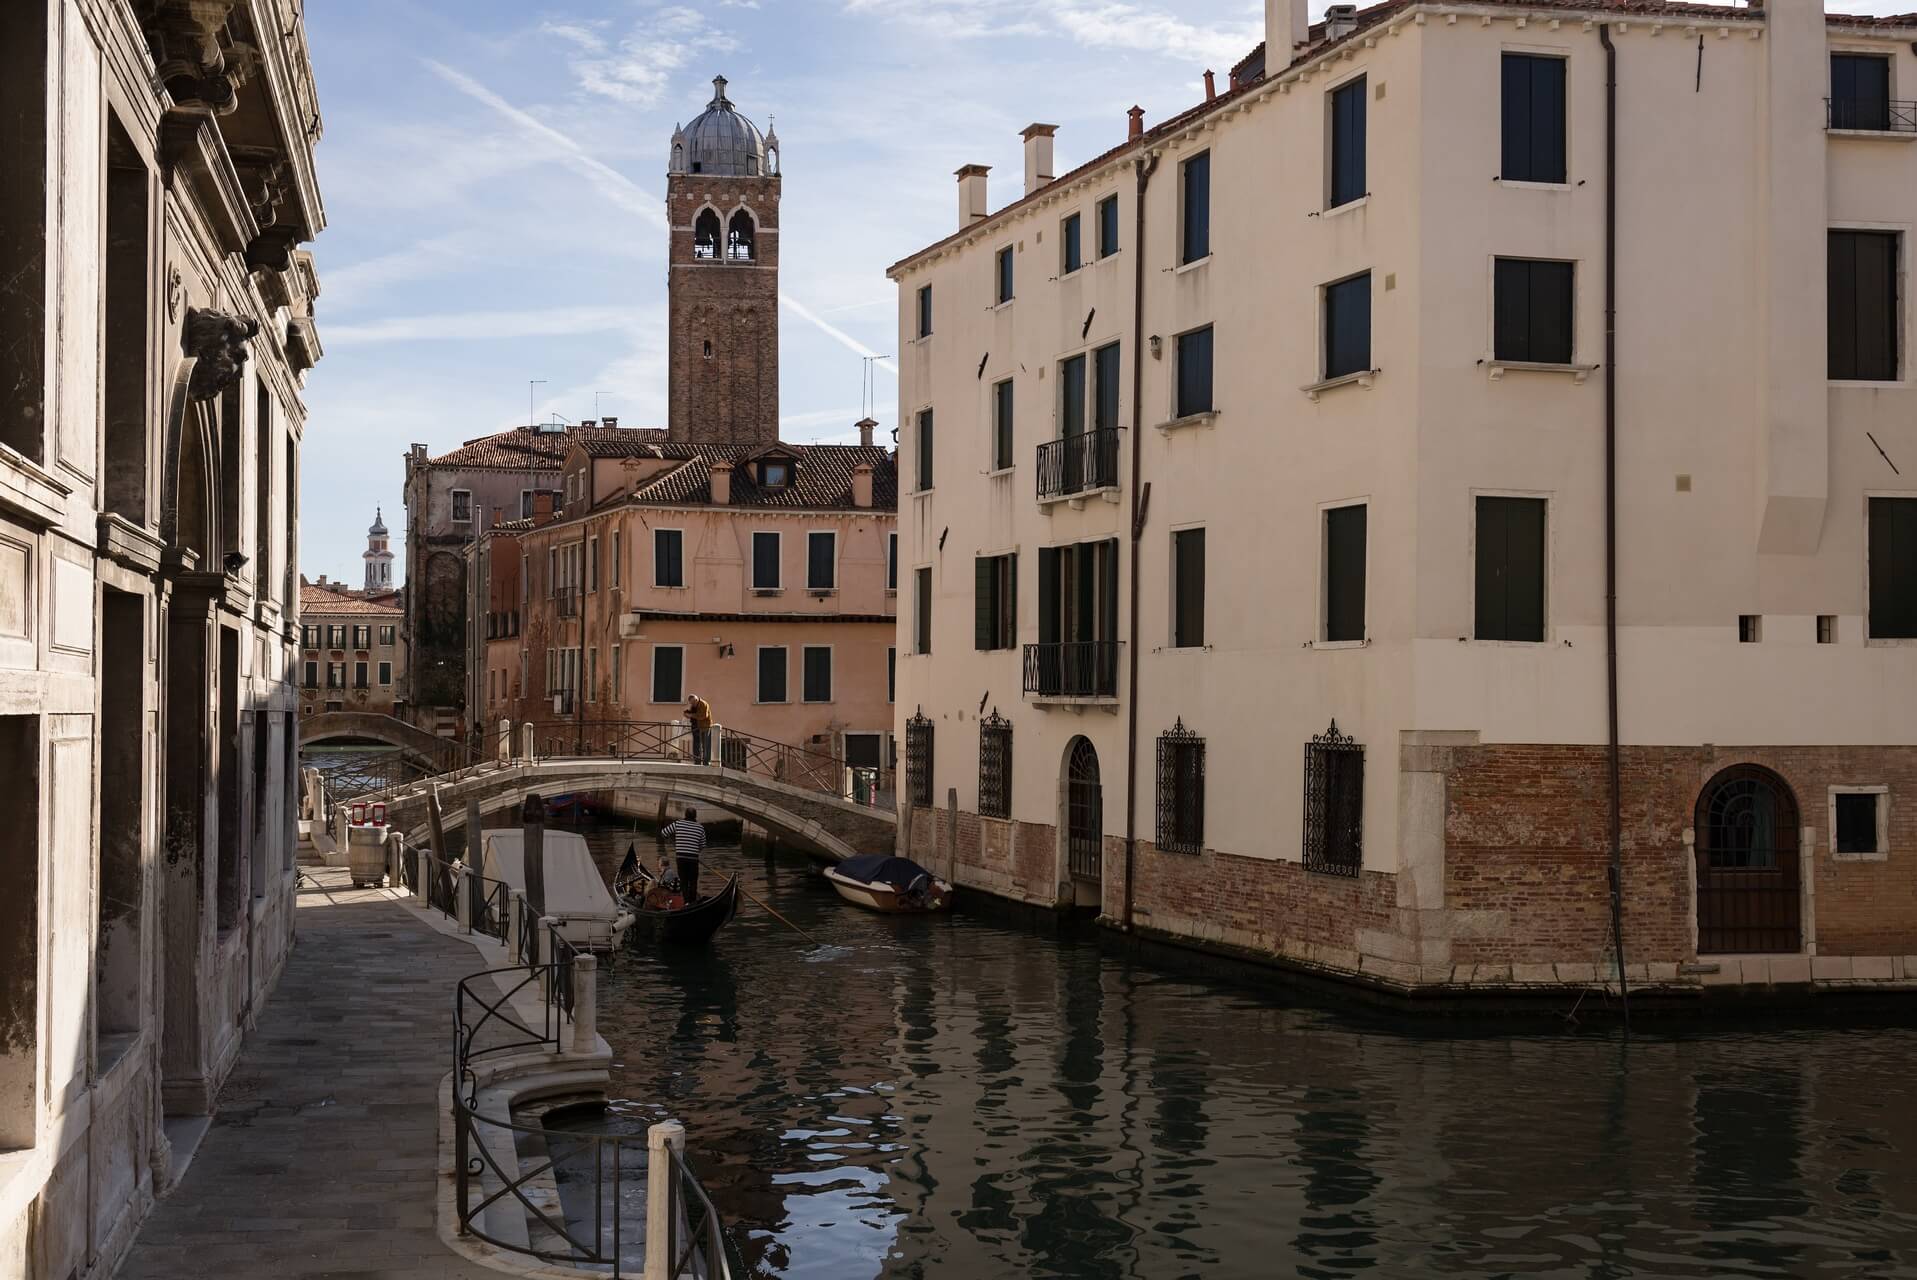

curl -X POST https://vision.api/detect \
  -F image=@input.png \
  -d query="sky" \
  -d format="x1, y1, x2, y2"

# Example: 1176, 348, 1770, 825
297, 0, 1909, 586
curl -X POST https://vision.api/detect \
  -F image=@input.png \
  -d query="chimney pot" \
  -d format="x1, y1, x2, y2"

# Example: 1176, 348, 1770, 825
852, 462, 874, 509
855, 417, 878, 448
1325, 3, 1358, 39
710, 460, 733, 506
1204, 70, 1216, 101
533, 490, 556, 526
601, 415, 618, 429
1127, 106, 1145, 140
955, 164, 991, 229
581, 419, 596, 429
1020, 123, 1058, 196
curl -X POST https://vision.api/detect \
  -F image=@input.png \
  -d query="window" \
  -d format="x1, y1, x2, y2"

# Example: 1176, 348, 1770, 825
887, 532, 898, 592
808, 531, 837, 590
1739, 615, 1762, 643
1501, 53, 1567, 183
611, 644, 621, 701
303, 660, 317, 688
978, 713, 1012, 819
352, 624, 370, 649
757, 646, 788, 703
1831, 53, 1892, 131
1834, 790, 1884, 855
1329, 75, 1367, 208
353, 661, 368, 688
655, 528, 684, 587
327, 625, 346, 649
521, 489, 534, 520
1869, 496, 1917, 638
761, 460, 791, 488
651, 645, 684, 704
451, 489, 473, 522
379, 625, 396, 646
1062, 212, 1083, 274
1303, 720, 1364, 875
915, 566, 933, 654
1325, 273, 1371, 379
887, 647, 896, 702
1180, 150, 1210, 264
327, 662, 345, 688
301, 624, 319, 649
1176, 326, 1214, 417
1475, 496, 1547, 642
588, 536, 599, 592
1032, 540, 1120, 697
1156, 720, 1205, 854
1830, 230, 1900, 382
975, 553, 1017, 650
905, 712, 934, 807
611, 529, 621, 588
587, 647, 597, 701
1094, 343, 1121, 432
1325, 505, 1367, 643
917, 284, 933, 338
992, 379, 1015, 471
916, 408, 934, 491
1172, 528, 1205, 649
802, 646, 833, 702
1494, 258, 1574, 364
1818, 614, 1838, 644
996, 245, 1014, 304
1059, 354, 1086, 436
752, 531, 781, 590
378, 661, 391, 685
1097, 194, 1120, 258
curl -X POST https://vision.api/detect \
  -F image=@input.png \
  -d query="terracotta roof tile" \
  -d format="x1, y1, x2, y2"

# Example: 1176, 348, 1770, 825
425, 425, 663, 471
628, 444, 898, 511
299, 584, 402, 616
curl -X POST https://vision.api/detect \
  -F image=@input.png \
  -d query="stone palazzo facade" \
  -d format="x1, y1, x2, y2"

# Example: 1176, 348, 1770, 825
889, 0, 1917, 1003
0, 1, 324, 1275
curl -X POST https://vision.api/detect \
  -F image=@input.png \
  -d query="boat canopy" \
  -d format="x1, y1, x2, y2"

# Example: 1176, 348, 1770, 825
837, 854, 936, 890
480, 830, 622, 919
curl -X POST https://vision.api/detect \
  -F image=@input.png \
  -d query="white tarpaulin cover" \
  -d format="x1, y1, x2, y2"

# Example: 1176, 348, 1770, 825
480, 830, 621, 920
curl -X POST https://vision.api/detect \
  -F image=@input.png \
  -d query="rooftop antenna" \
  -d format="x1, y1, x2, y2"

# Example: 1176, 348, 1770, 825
594, 391, 612, 419
528, 379, 546, 428
860, 354, 893, 424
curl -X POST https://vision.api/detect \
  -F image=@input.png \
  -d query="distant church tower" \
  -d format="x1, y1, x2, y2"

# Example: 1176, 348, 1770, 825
363, 508, 394, 591
667, 76, 780, 446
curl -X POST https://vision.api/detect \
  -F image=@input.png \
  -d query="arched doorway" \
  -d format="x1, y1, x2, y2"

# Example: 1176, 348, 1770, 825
1065, 737, 1102, 882
1695, 764, 1802, 955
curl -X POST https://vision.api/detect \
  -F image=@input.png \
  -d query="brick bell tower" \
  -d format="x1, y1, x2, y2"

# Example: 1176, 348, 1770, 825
667, 76, 781, 446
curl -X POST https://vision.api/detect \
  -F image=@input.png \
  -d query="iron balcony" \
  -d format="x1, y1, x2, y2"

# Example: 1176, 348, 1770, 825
1826, 97, 1917, 132
1023, 640, 1121, 699
1036, 428, 1120, 503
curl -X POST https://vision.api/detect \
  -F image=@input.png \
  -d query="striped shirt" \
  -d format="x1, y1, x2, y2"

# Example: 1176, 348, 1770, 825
662, 819, 707, 861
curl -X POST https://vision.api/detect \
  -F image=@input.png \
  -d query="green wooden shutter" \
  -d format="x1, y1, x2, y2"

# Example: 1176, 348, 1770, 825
975, 556, 994, 650
1038, 547, 1059, 646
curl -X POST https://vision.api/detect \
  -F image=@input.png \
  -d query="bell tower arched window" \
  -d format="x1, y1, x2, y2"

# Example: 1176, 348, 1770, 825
693, 208, 721, 261
727, 209, 756, 262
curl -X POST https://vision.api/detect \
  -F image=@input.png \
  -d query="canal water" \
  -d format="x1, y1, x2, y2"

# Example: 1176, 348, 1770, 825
566, 823, 1917, 1280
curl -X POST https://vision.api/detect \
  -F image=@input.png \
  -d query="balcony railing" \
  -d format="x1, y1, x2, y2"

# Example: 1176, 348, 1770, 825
1023, 640, 1121, 699
1827, 97, 1917, 132
1036, 428, 1120, 502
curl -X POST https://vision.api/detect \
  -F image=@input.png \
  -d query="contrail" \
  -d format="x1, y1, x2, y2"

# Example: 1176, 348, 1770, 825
423, 58, 896, 376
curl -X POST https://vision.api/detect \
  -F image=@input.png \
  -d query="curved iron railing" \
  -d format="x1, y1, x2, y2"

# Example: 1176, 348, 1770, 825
1037, 427, 1120, 501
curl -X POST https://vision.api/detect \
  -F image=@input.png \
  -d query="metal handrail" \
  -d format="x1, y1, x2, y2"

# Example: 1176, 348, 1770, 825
667, 1147, 732, 1279
1037, 427, 1120, 501
1023, 640, 1122, 698
1826, 96, 1917, 132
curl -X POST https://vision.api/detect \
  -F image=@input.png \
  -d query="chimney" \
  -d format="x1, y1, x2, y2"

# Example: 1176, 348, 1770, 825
1203, 70, 1216, 102
710, 460, 733, 506
956, 164, 990, 228
1268, 0, 1309, 57
580, 419, 596, 429
1127, 106, 1144, 140
532, 490, 556, 526
602, 415, 618, 429
1020, 124, 1057, 196
1325, 3, 1358, 40
855, 417, 877, 448
852, 462, 874, 509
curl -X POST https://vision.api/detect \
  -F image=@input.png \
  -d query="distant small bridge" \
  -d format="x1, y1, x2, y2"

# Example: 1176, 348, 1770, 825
300, 711, 468, 772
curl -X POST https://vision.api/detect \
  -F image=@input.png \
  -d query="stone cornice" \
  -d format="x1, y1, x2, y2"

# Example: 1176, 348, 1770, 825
0, 445, 73, 529
159, 107, 259, 256
97, 513, 166, 575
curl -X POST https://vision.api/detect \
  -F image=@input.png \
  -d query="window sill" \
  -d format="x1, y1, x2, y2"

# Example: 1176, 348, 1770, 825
1059, 266, 1085, 281
1173, 254, 1213, 275
1322, 195, 1370, 218
1495, 177, 1571, 191
653, 582, 689, 591
1302, 368, 1378, 401
1037, 484, 1121, 510
802, 699, 836, 705
1826, 128, 1917, 142
1460, 636, 1550, 647
1154, 409, 1217, 434
1830, 378, 1909, 390
807, 588, 837, 598
753, 700, 791, 706
751, 587, 783, 597
1831, 849, 1890, 862
913, 488, 935, 499
1312, 638, 1368, 650
993, 299, 1014, 312
1863, 636, 1917, 646
1487, 360, 1597, 384
884, 588, 898, 597
1029, 693, 1120, 709
986, 465, 1016, 478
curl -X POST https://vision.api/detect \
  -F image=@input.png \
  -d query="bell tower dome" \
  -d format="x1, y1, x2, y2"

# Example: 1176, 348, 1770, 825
667, 75, 780, 446
363, 507, 394, 591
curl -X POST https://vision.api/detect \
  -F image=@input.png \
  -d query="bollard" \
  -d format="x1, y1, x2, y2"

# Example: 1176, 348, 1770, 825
518, 722, 535, 762
569, 954, 597, 1056
414, 850, 432, 904
506, 889, 526, 962
536, 915, 556, 1001
644, 1120, 687, 1280
387, 832, 403, 888
497, 718, 512, 764
455, 864, 472, 935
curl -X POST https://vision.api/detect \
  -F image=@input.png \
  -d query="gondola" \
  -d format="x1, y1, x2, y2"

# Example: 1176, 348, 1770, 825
613, 847, 739, 945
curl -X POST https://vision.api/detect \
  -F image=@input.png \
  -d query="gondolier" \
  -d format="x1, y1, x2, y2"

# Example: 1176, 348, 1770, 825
661, 808, 708, 901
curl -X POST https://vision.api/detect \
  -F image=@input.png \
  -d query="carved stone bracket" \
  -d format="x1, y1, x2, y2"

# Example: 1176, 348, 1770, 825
137, 0, 249, 114
182, 306, 258, 402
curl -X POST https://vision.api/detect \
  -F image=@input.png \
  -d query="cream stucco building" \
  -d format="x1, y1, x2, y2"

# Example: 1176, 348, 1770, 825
889, 0, 1917, 1001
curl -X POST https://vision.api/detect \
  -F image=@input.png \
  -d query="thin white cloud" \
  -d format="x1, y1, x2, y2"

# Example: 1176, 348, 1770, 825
326, 305, 642, 346
843, 0, 1256, 64
778, 293, 896, 373
538, 21, 606, 52
543, 7, 738, 107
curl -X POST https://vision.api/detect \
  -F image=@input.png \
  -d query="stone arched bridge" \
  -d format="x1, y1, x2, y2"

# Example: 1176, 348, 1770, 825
369, 758, 896, 863
300, 710, 468, 771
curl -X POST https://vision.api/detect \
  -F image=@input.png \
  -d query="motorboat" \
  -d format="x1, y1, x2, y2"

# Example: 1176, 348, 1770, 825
613, 846, 739, 945
478, 829, 634, 952
822, 854, 953, 914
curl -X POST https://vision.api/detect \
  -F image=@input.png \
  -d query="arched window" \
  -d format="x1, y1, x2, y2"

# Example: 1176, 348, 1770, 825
693, 208, 721, 261
727, 209, 755, 262
1694, 764, 1802, 955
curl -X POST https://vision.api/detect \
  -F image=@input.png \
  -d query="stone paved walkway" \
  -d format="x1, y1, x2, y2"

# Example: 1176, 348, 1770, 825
117, 871, 491, 1280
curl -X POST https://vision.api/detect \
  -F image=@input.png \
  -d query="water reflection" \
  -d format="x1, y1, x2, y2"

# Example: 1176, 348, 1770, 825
565, 825, 1917, 1279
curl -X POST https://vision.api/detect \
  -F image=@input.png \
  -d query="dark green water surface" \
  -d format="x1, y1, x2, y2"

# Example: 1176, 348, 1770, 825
571, 829, 1917, 1280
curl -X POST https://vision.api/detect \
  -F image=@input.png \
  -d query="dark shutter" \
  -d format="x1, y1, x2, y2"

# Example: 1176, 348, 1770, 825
1038, 547, 1060, 645
1325, 505, 1367, 642
915, 566, 933, 653
1831, 54, 1891, 130
1325, 274, 1371, 379
887, 647, 895, 702
1181, 151, 1210, 264
808, 532, 834, 589
656, 529, 682, 587
1063, 213, 1082, 273
1177, 326, 1213, 417
1494, 258, 1574, 364
757, 646, 786, 702
1099, 539, 1119, 644
995, 379, 1014, 470
1098, 195, 1119, 257
917, 409, 934, 490
1869, 497, 1917, 638
1330, 77, 1367, 207
1060, 354, 1086, 436
653, 646, 683, 703
1476, 496, 1546, 641
917, 284, 932, 338
1002, 553, 1018, 648
804, 647, 832, 702
997, 246, 1013, 303
1173, 528, 1205, 648
1830, 230, 1899, 382
1502, 54, 1566, 183
975, 556, 995, 650
1094, 344, 1121, 432
752, 532, 779, 588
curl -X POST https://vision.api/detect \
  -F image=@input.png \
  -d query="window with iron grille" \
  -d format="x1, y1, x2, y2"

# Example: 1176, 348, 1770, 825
906, 710, 934, 807
978, 711, 1012, 819
1303, 720, 1363, 876
1156, 719, 1205, 853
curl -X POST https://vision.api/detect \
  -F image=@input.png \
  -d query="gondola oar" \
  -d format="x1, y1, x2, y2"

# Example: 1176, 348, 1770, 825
736, 882, 832, 948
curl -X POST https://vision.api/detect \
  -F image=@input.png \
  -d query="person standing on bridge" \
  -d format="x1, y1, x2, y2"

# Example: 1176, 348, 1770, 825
660, 808, 708, 901
686, 693, 713, 765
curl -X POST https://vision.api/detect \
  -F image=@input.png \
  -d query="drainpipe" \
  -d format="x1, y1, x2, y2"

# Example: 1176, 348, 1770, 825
1121, 149, 1161, 931
1600, 22, 1630, 1023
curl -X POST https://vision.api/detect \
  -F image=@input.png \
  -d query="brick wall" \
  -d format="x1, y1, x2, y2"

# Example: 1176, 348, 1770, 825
667, 173, 779, 447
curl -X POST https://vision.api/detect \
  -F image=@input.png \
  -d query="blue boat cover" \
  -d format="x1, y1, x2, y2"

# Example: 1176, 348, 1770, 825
837, 854, 934, 889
